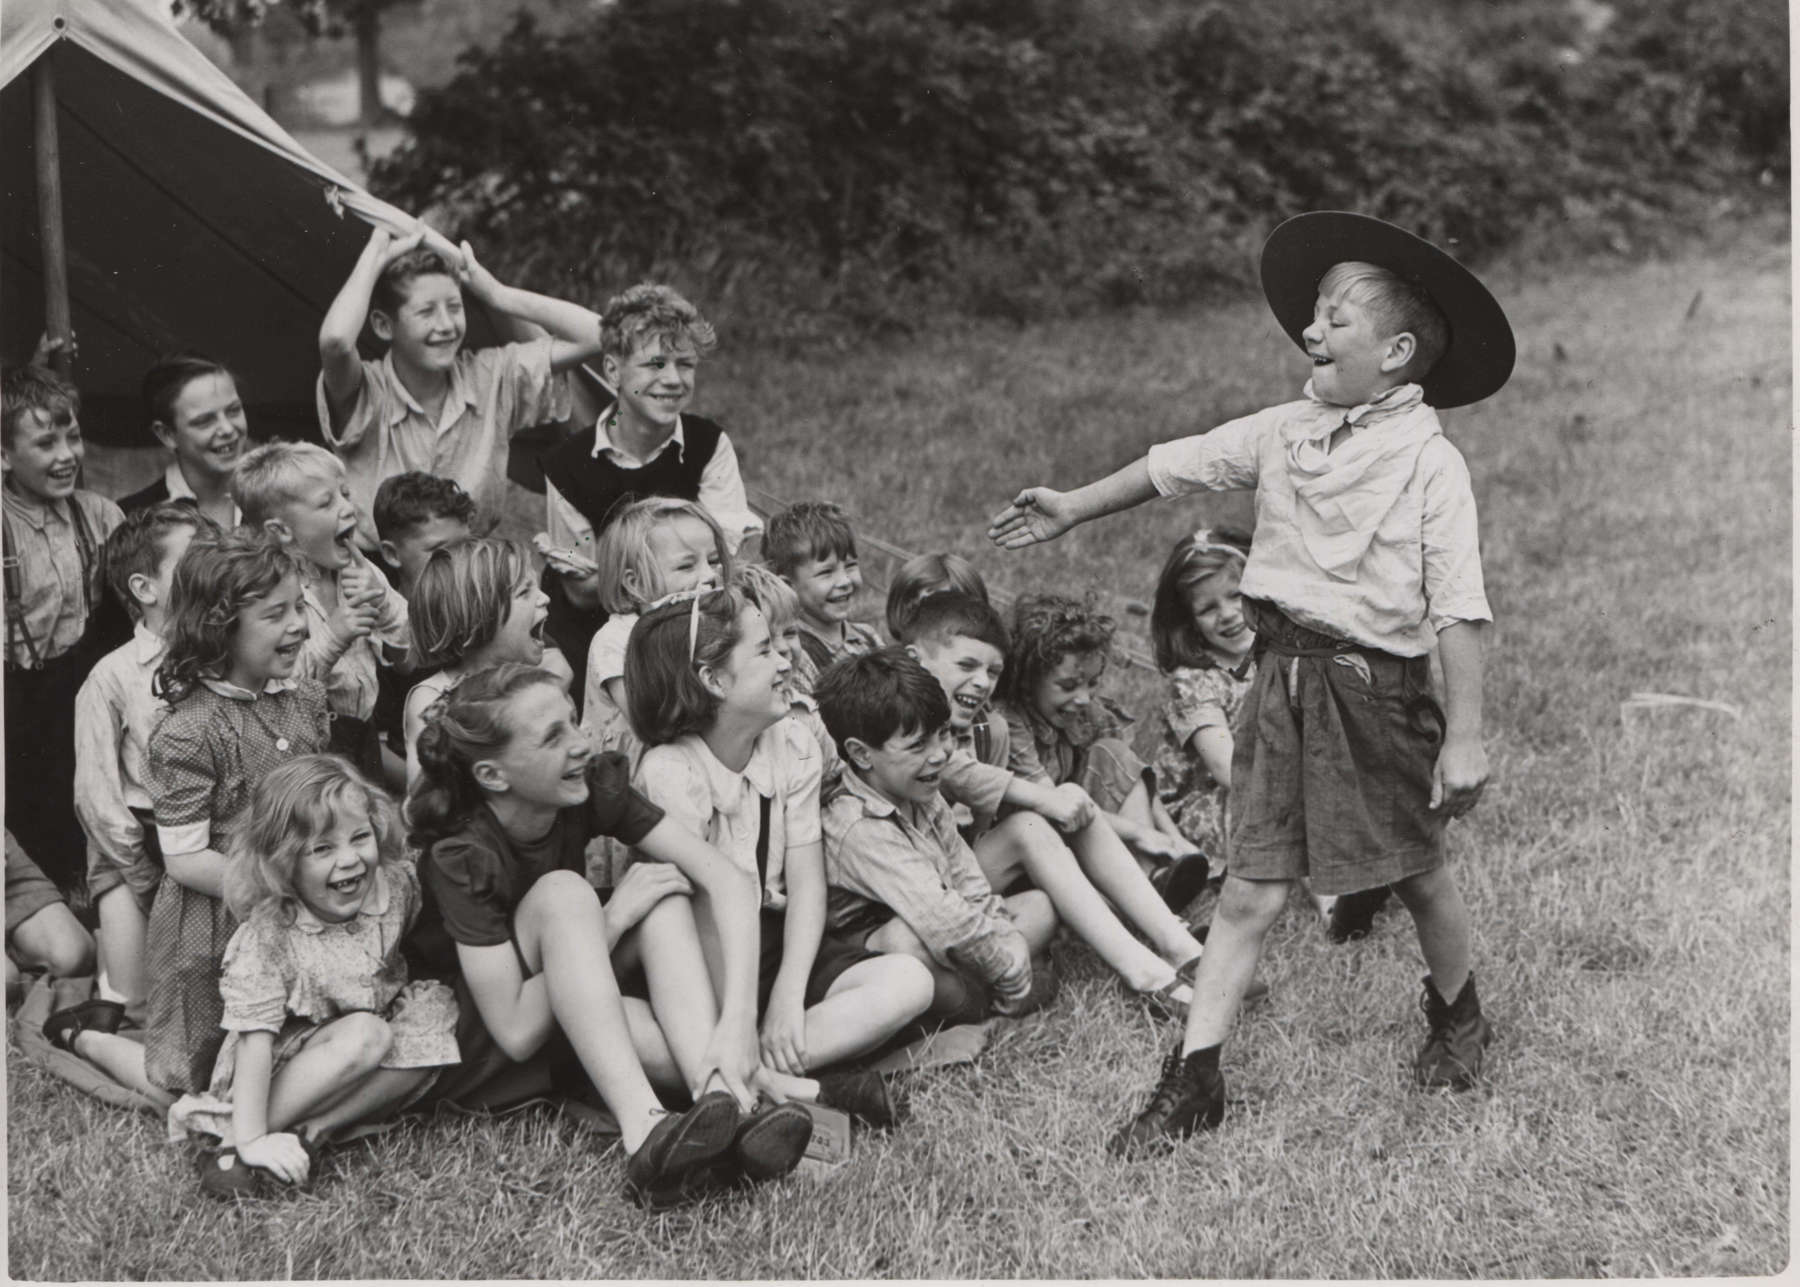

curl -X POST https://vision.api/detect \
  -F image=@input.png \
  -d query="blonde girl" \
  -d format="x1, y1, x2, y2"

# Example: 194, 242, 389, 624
583, 497, 730, 757
407, 663, 811, 1207
401, 537, 558, 785
172, 755, 459, 1198
627, 588, 932, 1128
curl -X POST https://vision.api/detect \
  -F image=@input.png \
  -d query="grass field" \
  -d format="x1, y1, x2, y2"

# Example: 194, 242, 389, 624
8, 224, 1790, 1279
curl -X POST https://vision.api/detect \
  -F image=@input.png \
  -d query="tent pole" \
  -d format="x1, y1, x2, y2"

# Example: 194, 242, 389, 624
33, 55, 72, 379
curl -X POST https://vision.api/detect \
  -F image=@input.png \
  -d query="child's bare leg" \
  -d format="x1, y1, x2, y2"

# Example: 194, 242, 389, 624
293, 1066, 436, 1139
1063, 816, 1205, 967
10, 903, 94, 978
1180, 876, 1287, 1054
1390, 866, 1472, 999
799, 954, 934, 1070
866, 917, 984, 1023
620, 997, 682, 1092
95, 887, 149, 1006
977, 814, 1176, 992
513, 870, 671, 1152
1002, 889, 1058, 954
264, 1012, 394, 1129
68, 1031, 175, 1108
630, 895, 726, 1095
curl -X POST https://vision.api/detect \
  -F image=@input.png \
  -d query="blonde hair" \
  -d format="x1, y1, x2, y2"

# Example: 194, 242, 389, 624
593, 497, 732, 615
223, 754, 405, 923
734, 562, 800, 632
1317, 261, 1450, 381
410, 537, 531, 669
231, 440, 344, 526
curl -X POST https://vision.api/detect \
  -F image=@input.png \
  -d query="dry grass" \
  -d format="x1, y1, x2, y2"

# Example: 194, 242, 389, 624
9, 225, 1789, 1279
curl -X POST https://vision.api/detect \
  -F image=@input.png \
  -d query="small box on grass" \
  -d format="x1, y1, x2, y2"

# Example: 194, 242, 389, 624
795, 1102, 852, 1178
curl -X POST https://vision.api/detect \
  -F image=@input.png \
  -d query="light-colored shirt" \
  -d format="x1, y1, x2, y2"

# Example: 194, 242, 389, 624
297, 560, 410, 722
73, 624, 168, 881
160, 461, 241, 527
634, 717, 824, 910
543, 410, 761, 557
822, 766, 1029, 997
581, 612, 637, 753
318, 339, 570, 548
1, 485, 123, 667
938, 712, 1014, 838
1144, 383, 1490, 656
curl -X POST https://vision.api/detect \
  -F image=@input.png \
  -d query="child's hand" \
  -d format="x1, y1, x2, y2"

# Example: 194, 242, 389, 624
327, 590, 380, 647
374, 225, 425, 268
456, 239, 503, 302
759, 991, 808, 1078
1430, 735, 1488, 817
988, 488, 1077, 549
29, 330, 76, 367
1044, 783, 1097, 833
236, 1132, 310, 1185
699, 1012, 760, 1113
338, 545, 389, 615
603, 862, 693, 938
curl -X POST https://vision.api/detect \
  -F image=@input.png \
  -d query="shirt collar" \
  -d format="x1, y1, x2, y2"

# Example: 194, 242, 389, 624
380, 351, 476, 427
2, 482, 67, 529
836, 764, 902, 820
590, 404, 686, 465
291, 866, 392, 934
163, 460, 243, 525
1298, 380, 1425, 433
200, 675, 297, 700
692, 729, 776, 808
131, 622, 166, 663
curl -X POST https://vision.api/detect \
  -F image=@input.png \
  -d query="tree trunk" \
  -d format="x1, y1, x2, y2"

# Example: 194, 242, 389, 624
355, 3, 383, 127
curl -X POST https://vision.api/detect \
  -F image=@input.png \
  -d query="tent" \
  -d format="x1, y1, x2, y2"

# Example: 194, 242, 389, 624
0, 0, 581, 476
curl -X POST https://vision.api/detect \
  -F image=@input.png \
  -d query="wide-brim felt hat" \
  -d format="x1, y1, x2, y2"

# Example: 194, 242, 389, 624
1259, 212, 1515, 409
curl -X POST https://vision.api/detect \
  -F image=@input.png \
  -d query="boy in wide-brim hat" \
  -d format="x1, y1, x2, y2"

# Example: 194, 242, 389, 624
987, 212, 1515, 1150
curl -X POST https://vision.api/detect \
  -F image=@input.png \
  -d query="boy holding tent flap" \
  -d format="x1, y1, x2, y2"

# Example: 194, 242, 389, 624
989, 212, 1515, 1150
317, 225, 606, 550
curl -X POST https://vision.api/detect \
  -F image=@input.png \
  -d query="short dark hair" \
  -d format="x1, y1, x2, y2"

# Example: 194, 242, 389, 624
885, 551, 989, 639
102, 502, 217, 619
998, 593, 1115, 706
2, 363, 79, 446
764, 501, 857, 579
141, 352, 235, 432
816, 646, 949, 754
373, 471, 479, 543
899, 591, 1009, 653
625, 587, 748, 745
372, 247, 457, 316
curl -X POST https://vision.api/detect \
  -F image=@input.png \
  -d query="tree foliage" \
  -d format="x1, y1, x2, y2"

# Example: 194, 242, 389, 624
369, 0, 1787, 331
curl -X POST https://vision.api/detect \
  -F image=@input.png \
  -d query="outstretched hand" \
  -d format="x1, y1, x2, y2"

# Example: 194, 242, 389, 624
988, 488, 1077, 550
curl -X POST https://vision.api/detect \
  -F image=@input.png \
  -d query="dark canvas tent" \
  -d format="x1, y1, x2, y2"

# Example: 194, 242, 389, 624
0, 0, 583, 479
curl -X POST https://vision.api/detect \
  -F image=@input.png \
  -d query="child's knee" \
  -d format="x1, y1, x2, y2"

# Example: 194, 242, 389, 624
875, 953, 936, 1016
325, 1012, 394, 1069
1006, 889, 1058, 948
866, 917, 932, 965
524, 869, 603, 922
1216, 876, 1288, 928
13, 906, 94, 977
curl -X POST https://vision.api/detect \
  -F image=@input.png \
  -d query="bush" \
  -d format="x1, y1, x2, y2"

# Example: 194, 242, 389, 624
370, 0, 1786, 337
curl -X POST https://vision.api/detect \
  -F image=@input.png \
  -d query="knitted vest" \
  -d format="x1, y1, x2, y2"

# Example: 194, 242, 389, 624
539, 414, 726, 534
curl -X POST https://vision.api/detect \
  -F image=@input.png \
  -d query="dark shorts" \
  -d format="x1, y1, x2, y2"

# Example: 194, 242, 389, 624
419, 971, 587, 1113
85, 808, 162, 913
756, 906, 878, 1014
1229, 600, 1447, 897
5, 833, 66, 936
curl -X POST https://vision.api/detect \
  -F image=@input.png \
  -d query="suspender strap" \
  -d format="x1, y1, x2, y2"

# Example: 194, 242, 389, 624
753, 792, 774, 888
3, 511, 42, 670
972, 715, 994, 766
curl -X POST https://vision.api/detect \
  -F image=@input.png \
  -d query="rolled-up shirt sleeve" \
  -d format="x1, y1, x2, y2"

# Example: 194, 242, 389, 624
1145, 406, 1272, 498
697, 432, 763, 554
73, 668, 145, 873
1417, 439, 1492, 632
147, 715, 215, 858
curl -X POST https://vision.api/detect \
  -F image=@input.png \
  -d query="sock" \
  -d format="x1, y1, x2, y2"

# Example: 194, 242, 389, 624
1179, 1042, 1221, 1070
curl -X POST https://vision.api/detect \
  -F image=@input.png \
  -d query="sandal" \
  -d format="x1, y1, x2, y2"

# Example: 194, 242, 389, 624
197, 1148, 262, 1201
42, 998, 126, 1054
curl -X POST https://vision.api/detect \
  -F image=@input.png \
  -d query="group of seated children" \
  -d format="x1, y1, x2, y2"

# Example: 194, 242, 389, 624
6, 208, 1505, 1203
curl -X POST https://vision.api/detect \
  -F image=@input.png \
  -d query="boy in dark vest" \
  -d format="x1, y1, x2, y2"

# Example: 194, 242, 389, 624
538, 285, 761, 710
